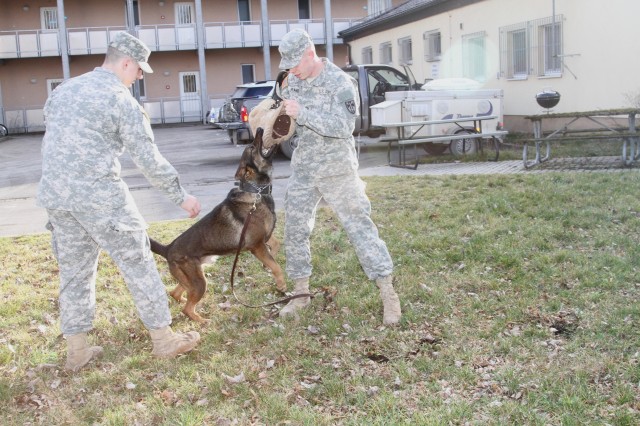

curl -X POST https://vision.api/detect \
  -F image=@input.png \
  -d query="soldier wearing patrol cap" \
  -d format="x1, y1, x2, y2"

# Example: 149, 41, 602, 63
277, 29, 402, 325
109, 31, 154, 74
37, 31, 201, 372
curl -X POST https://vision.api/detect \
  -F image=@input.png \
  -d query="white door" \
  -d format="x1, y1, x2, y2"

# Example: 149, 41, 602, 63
179, 71, 200, 119
175, 2, 196, 48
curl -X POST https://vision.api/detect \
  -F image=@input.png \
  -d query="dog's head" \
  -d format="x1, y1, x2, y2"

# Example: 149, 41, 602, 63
234, 128, 276, 192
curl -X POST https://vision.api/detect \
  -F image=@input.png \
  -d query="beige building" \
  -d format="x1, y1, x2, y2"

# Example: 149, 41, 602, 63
5, 0, 635, 134
340, 0, 640, 132
0, 0, 405, 132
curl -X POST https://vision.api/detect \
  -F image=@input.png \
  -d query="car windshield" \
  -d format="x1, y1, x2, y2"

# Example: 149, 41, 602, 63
370, 69, 409, 86
232, 85, 273, 98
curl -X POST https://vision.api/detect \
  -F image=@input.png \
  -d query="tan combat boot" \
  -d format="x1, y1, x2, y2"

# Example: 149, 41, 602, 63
376, 275, 402, 325
150, 326, 201, 358
279, 277, 311, 319
64, 333, 104, 372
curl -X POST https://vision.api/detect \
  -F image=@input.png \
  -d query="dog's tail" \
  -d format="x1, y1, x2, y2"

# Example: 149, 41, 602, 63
149, 237, 169, 259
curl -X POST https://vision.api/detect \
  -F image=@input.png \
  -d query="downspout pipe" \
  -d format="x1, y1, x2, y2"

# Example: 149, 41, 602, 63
195, 0, 209, 123
57, 0, 70, 80
261, 0, 271, 80
324, 0, 333, 62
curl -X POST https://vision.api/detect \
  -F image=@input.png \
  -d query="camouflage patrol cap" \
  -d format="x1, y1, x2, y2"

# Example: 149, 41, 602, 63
278, 28, 313, 69
109, 32, 154, 74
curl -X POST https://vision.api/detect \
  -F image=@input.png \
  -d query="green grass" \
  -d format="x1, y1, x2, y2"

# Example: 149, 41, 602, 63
2, 171, 640, 424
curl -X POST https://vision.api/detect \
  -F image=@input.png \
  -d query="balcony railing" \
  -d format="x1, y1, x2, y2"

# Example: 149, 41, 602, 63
2, 105, 46, 134
0, 29, 60, 58
67, 26, 128, 55
0, 18, 359, 58
138, 24, 197, 51
203, 21, 262, 49
1, 95, 232, 133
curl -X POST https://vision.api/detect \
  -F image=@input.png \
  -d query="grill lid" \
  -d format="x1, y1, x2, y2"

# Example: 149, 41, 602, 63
535, 90, 561, 109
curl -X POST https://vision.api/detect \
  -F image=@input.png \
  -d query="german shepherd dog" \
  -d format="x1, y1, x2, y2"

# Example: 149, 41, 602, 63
150, 128, 286, 322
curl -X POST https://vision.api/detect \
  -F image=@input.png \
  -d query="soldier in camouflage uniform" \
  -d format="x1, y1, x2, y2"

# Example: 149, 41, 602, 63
276, 29, 401, 325
37, 32, 201, 372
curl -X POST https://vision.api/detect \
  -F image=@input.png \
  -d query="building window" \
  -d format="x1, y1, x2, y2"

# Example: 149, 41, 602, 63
423, 30, 441, 62
398, 37, 412, 65
41, 7, 58, 30
362, 46, 373, 64
462, 31, 486, 81
499, 15, 564, 79
238, 0, 250, 22
509, 29, 528, 78
180, 73, 199, 98
540, 21, 562, 75
380, 42, 392, 65
368, 0, 392, 16
47, 79, 63, 96
241, 64, 255, 84
176, 2, 194, 25
298, 0, 311, 20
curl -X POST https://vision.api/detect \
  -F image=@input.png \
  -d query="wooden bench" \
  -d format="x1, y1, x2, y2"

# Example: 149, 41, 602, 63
523, 109, 640, 168
386, 130, 508, 169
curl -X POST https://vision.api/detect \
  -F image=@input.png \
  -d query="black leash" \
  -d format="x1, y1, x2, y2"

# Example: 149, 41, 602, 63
270, 70, 289, 105
229, 194, 317, 309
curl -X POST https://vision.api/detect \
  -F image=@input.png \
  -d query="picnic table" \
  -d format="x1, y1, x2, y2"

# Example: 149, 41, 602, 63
379, 115, 508, 169
523, 108, 640, 168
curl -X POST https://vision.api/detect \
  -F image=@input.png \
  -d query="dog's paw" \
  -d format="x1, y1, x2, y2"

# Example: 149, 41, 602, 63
184, 310, 210, 324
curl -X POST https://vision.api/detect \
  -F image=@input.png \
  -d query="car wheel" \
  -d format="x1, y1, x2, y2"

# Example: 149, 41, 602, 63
0, 124, 7, 137
279, 134, 298, 159
449, 129, 477, 156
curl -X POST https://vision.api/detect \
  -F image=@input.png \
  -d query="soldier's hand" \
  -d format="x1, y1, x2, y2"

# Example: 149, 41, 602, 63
283, 100, 300, 119
181, 194, 201, 218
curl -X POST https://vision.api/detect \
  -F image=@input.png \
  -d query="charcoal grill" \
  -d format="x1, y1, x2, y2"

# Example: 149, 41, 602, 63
535, 89, 561, 109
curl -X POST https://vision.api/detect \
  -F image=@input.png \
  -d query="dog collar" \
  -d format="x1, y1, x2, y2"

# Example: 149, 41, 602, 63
237, 181, 272, 195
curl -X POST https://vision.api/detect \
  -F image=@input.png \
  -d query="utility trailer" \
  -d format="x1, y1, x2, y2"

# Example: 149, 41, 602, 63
371, 80, 506, 157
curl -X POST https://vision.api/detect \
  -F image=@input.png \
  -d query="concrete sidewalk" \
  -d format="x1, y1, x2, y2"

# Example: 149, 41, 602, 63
360, 155, 640, 177
1, 124, 638, 238
3, 156, 637, 238
359, 159, 525, 176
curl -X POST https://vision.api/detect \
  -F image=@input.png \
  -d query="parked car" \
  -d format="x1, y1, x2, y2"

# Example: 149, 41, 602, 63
214, 80, 275, 146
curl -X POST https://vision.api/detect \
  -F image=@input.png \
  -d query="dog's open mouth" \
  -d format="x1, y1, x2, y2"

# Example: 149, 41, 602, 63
259, 138, 278, 159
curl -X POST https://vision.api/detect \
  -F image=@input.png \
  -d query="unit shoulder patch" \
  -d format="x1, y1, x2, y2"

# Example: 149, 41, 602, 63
345, 99, 356, 115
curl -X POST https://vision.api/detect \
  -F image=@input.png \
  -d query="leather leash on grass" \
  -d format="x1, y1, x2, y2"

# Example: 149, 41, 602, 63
229, 195, 318, 309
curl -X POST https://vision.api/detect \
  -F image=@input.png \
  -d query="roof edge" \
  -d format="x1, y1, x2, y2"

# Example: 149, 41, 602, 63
340, 0, 485, 42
